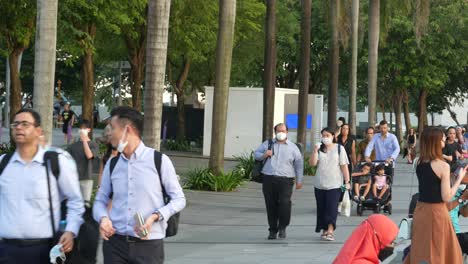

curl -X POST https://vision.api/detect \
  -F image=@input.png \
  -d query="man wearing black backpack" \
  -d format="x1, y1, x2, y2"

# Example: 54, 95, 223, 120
93, 106, 186, 264
0, 109, 84, 264
254, 123, 304, 240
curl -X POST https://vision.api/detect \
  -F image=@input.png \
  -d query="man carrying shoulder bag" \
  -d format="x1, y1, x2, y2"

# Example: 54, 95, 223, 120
254, 123, 304, 240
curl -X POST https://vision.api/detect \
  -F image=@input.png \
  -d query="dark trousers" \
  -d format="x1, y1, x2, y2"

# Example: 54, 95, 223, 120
314, 188, 342, 233
262, 176, 294, 233
0, 241, 50, 264
103, 235, 164, 264
457, 233, 468, 255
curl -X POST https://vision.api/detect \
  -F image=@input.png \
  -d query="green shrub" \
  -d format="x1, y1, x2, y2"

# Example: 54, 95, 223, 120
233, 152, 256, 179
184, 168, 244, 192
184, 168, 215, 191
212, 171, 244, 192
164, 139, 191, 151
304, 156, 317, 176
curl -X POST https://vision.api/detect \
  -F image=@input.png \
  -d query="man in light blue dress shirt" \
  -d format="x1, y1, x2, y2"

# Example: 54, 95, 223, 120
254, 123, 304, 240
0, 109, 84, 264
364, 120, 401, 164
93, 106, 186, 264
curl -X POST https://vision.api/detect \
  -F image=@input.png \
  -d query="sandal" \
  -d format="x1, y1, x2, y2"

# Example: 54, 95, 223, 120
321, 232, 328, 240
324, 233, 335, 241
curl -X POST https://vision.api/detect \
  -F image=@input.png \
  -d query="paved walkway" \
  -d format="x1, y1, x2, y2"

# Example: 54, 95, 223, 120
163, 156, 468, 264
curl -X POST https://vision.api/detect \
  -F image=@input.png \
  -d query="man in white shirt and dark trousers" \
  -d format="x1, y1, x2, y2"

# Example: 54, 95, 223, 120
93, 106, 186, 264
0, 109, 84, 264
254, 123, 304, 240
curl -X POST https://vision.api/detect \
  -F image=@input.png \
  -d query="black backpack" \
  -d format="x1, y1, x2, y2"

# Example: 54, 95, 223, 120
108, 150, 180, 238
0, 151, 60, 178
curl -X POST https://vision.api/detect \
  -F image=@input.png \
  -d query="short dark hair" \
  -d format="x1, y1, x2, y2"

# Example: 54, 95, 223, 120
379, 120, 388, 126
375, 164, 385, 172
15, 109, 41, 127
363, 162, 373, 169
110, 106, 144, 137
447, 126, 456, 134
338, 117, 346, 123
366, 127, 375, 134
80, 119, 91, 129
274, 123, 288, 133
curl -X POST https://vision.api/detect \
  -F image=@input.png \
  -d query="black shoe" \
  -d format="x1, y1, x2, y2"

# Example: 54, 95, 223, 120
267, 232, 277, 240
278, 229, 286, 239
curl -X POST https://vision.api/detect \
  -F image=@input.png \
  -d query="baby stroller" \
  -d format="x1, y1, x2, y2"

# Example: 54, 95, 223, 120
352, 161, 394, 216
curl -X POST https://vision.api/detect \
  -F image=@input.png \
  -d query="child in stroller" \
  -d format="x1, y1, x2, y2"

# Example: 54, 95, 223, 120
372, 164, 389, 204
352, 163, 372, 201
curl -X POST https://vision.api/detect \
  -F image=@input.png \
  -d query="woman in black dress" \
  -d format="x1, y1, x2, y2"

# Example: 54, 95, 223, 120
337, 124, 356, 176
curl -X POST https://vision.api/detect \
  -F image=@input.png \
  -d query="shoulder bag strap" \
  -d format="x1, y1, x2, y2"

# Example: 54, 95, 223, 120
44, 157, 57, 237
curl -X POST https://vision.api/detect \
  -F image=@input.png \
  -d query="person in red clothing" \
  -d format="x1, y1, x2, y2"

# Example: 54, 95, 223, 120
333, 214, 398, 264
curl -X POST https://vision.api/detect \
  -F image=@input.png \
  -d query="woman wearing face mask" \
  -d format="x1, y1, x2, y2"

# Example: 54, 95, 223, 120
333, 214, 399, 264
309, 127, 350, 241
403, 126, 467, 264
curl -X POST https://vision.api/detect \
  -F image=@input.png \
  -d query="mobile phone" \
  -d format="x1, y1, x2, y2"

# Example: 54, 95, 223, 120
134, 213, 148, 237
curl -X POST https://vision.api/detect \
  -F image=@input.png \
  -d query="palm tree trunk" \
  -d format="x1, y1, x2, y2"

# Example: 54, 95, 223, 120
262, 0, 277, 141
393, 93, 403, 143
297, 0, 311, 145
8, 49, 23, 124
348, 0, 359, 135
128, 47, 145, 111
367, 0, 380, 126
82, 48, 95, 135
209, 0, 236, 175
143, 0, 171, 150
402, 89, 411, 132
174, 58, 191, 141
417, 89, 428, 134
327, 0, 339, 129
33, 0, 58, 143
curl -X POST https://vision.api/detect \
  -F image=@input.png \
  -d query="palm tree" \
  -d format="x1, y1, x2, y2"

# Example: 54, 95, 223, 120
33, 0, 58, 143
209, 0, 237, 175
143, 0, 171, 150
367, 0, 380, 127
327, 0, 339, 129
262, 0, 277, 141
348, 0, 359, 135
297, 0, 311, 146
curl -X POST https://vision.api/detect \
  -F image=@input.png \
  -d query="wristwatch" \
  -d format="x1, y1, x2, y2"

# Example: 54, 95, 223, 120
153, 211, 164, 222
458, 198, 464, 204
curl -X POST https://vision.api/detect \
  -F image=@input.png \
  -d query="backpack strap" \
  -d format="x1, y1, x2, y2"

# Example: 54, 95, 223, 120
154, 151, 168, 204
108, 154, 121, 198
0, 153, 14, 176
43, 151, 60, 179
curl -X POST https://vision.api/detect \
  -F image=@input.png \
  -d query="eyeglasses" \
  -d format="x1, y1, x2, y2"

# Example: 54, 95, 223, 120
11, 121, 36, 129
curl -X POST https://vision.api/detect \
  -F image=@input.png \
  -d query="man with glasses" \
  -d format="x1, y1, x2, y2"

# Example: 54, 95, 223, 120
357, 127, 376, 162
0, 109, 84, 264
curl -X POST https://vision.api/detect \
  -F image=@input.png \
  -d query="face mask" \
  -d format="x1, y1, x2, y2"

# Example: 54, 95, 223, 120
117, 126, 129, 153
378, 246, 394, 261
49, 244, 66, 264
337, 120, 343, 127
276, 132, 287, 141
321, 137, 333, 145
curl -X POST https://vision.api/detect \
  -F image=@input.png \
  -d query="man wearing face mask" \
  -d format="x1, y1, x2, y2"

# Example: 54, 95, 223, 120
254, 123, 304, 240
66, 119, 99, 204
93, 106, 186, 264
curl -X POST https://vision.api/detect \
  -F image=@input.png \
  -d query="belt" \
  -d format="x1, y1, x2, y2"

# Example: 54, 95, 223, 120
0, 238, 52, 246
114, 234, 148, 243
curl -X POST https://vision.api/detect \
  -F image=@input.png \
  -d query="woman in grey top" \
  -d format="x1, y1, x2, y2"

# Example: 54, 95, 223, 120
309, 127, 350, 241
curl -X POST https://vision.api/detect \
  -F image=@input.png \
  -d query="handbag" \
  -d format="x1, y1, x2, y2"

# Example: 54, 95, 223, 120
251, 139, 273, 183
341, 190, 351, 217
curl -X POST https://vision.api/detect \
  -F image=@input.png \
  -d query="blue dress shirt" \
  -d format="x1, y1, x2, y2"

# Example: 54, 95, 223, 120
0, 147, 84, 239
93, 142, 186, 239
254, 139, 304, 184
364, 133, 401, 161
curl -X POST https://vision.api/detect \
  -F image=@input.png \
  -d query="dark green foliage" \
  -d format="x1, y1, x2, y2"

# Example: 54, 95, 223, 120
233, 152, 256, 180
164, 139, 191, 152
184, 168, 244, 192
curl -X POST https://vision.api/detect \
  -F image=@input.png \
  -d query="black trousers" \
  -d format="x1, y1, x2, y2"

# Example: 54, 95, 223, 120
314, 188, 342, 233
262, 176, 294, 233
0, 241, 50, 264
103, 235, 164, 264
